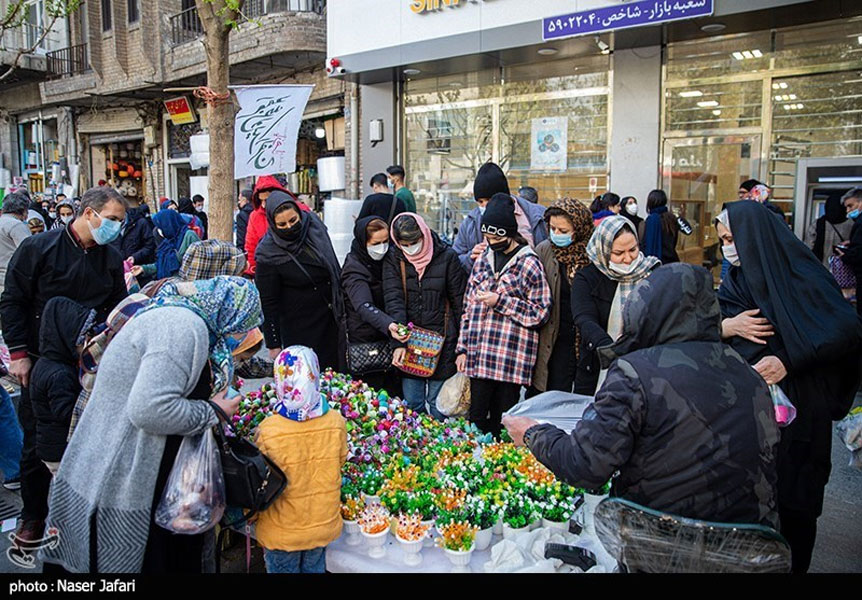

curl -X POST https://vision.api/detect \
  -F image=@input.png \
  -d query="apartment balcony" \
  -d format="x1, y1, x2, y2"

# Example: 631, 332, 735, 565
46, 43, 90, 78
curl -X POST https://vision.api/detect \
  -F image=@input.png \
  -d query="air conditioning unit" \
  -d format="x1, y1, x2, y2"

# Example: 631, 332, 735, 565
143, 125, 158, 149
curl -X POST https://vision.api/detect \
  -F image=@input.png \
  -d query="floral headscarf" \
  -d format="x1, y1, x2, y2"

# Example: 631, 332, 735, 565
586, 216, 660, 302
140, 276, 263, 395
273, 346, 328, 422
544, 198, 594, 282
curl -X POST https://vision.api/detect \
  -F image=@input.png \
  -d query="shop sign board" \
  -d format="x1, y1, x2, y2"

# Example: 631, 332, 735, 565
530, 117, 567, 172
543, 0, 713, 41
164, 97, 197, 126
233, 85, 314, 178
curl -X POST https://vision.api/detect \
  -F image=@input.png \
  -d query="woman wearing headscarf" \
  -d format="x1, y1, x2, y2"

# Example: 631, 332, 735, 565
715, 201, 862, 573
341, 216, 405, 396
50, 199, 76, 230
529, 198, 594, 396
255, 191, 347, 372
26, 210, 46, 235
571, 216, 660, 395
177, 197, 207, 240
620, 196, 642, 231
639, 189, 692, 264
132, 209, 200, 281
804, 193, 853, 269
42, 276, 263, 574
159, 198, 178, 211
383, 212, 466, 419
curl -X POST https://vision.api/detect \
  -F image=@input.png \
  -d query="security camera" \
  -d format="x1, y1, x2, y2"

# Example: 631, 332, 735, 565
335, 66, 346, 75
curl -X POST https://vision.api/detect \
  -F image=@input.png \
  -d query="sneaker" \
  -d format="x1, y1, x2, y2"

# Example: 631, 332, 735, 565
2, 477, 20, 491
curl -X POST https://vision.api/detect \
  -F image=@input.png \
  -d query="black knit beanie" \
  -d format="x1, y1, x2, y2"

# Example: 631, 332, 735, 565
481, 193, 518, 238
473, 162, 510, 201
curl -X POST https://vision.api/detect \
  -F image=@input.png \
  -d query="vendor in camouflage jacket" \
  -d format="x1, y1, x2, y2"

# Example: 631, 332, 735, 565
504, 262, 780, 528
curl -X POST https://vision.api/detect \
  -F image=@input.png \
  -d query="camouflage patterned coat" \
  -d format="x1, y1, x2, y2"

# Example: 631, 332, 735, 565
526, 263, 780, 528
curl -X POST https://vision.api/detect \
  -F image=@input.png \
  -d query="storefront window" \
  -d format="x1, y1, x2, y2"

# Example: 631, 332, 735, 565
405, 55, 610, 239
665, 81, 762, 131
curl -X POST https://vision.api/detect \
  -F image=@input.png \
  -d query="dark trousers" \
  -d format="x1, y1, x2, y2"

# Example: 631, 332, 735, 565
17, 386, 51, 522
469, 378, 520, 440
779, 508, 818, 574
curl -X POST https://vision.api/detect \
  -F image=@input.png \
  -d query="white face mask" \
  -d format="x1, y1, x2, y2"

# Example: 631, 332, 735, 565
49, 211, 56, 219
367, 242, 389, 261
625, 203, 638, 216
478, 205, 486, 215
609, 252, 644, 276
722, 243, 740, 266
60, 215, 74, 225
402, 241, 423, 256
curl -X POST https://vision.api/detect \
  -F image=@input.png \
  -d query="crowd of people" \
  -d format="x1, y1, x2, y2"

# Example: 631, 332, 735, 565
0, 160, 859, 575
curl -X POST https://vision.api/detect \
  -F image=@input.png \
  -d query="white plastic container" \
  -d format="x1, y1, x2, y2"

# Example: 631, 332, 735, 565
342, 519, 362, 546
396, 535, 424, 567
443, 546, 474, 573
361, 528, 389, 558
541, 518, 569, 532
474, 527, 493, 551
502, 523, 529, 541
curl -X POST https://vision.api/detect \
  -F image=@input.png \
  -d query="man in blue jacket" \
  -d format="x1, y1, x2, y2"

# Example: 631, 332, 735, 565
452, 162, 547, 273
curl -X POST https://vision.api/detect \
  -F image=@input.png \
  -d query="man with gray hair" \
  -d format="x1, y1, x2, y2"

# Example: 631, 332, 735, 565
0, 186, 128, 544
0, 193, 31, 298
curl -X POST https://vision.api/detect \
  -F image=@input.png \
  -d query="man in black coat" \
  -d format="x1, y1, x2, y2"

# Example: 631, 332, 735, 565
0, 186, 128, 543
235, 188, 253, 251
193, 194, 210, 239
505, 263, 780, 530
112, 204, 155, 283
838, 187, 862, 315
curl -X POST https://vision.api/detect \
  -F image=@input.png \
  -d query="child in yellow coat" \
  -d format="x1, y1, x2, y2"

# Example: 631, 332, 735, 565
254, 346, 347, 573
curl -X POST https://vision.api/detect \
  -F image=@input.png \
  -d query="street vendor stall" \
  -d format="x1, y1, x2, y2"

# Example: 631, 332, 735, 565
227, 370, 616, 573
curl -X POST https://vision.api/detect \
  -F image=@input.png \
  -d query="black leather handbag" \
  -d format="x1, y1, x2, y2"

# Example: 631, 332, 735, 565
206, 400, 287, 526
347, 340, 394, 375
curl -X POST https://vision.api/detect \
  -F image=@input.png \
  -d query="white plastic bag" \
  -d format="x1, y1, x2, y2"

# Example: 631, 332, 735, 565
436, 372, 471, 417
155, 429, 225, 535
504, 391, 594, 434
836, 410, 862, 469
770, 384, 796, 428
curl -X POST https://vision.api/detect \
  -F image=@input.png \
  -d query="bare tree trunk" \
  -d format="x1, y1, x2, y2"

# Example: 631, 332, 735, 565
195, 0, 241, 242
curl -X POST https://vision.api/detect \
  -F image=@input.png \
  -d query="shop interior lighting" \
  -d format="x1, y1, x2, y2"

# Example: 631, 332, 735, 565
774, 94, 798, 102
697, 100, 719, 107
858, 35, 862, 45
733, 49, 762, 60
314, 127, 326, 139
819, 176, 862, 183
783, 103, 804, 110
772, 82, 789, 90
678, 90, 703, 97
537, 47, 559, 56
712, 110, 722, 116
403, 68, 421, 76
700, 23, 726, 33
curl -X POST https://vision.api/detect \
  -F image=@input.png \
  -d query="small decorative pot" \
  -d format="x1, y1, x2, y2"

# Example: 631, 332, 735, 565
362, 493, 381, 506
502, 523, 529, 541
541, 518, 570, 532
492, 519, 503, 536
443, 545, 474, 573
396, 534, 424, 567
343, 519, 362, 546
361, 528, 389, 558
474, 527, 493, 551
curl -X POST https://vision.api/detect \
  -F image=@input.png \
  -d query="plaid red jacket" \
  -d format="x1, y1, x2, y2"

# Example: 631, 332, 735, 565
457, 245, 552, 385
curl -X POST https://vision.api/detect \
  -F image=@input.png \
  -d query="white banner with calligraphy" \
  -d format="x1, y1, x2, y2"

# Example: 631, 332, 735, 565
233, 85, 314, 179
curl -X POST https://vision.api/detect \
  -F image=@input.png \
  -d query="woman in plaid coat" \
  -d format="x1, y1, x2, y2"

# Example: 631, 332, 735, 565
456, 194, 552, 438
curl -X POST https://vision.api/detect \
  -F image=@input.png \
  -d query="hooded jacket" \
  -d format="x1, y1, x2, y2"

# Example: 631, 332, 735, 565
382, 232, 467, 380
245, 175, 305, 275
527, 263, 780, 528
110, 206, 156, 267
235, 202, 254, 252
452, 195, 548, 273
30, 297, 96, 462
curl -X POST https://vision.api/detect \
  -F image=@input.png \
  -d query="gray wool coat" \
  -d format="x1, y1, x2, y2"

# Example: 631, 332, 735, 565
40, 306, 219, 573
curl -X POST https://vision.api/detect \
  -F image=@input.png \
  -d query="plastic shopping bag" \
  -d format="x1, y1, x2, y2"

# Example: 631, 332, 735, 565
836, 408, 862, 469
123, 259, 140, 294
436, 372, 471, 417
503, 391, 595, 434
770, 384, 796, 428
155, 429, 225, 535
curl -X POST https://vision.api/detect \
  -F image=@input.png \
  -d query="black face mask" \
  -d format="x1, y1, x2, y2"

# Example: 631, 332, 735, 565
276, 220, 302, 240
489, 239, 510, 253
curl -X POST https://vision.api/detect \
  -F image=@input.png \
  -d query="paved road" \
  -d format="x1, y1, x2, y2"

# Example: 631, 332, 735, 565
1, 390, 859, 574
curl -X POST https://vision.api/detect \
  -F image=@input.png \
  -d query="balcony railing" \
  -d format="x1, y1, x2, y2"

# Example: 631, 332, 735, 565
169, 0, 325, 47
46, 43, 90, 78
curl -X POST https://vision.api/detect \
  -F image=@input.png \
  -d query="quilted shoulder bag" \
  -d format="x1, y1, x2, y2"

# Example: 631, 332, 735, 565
347, 339, 394, 375
830, 254, 856, 290
206, 400, 287, 527
397, 260, 448, 378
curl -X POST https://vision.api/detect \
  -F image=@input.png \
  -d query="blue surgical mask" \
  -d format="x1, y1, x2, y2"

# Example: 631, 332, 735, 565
479, 205, 486, 215
849, 209, 860, 220
87, 210, 122, 245
550, 232, 573, 248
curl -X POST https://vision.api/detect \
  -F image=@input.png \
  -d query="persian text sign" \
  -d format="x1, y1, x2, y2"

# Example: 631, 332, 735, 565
233, 85, 313, 179
543, 0, 713, 41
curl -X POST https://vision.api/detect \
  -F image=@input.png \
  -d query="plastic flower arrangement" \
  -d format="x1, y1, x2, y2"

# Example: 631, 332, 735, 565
380, 488, 410, 516
436, 520, 478, 552
406, 489, 436, 521
502, 496, 538, 529
464, 495, 498, 530
395, 513, 431, 542
358, 467, 384, 496
341, 496, 365, 521
434, 486, 467, 512
541, 496, 575, 523
357, 504, 390, 534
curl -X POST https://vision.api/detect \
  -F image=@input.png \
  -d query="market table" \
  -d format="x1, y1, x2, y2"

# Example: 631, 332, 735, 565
326, 523, 617, 573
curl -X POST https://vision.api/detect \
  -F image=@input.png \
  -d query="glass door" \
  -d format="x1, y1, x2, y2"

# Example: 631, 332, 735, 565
662, 135, 761, 282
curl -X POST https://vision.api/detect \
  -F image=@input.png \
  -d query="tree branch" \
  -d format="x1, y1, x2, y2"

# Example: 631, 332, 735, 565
0, 11, 61, 83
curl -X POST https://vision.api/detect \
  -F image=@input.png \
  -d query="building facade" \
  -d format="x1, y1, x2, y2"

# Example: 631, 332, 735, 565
1, 0, 349, 210
327, 0, 862, 281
